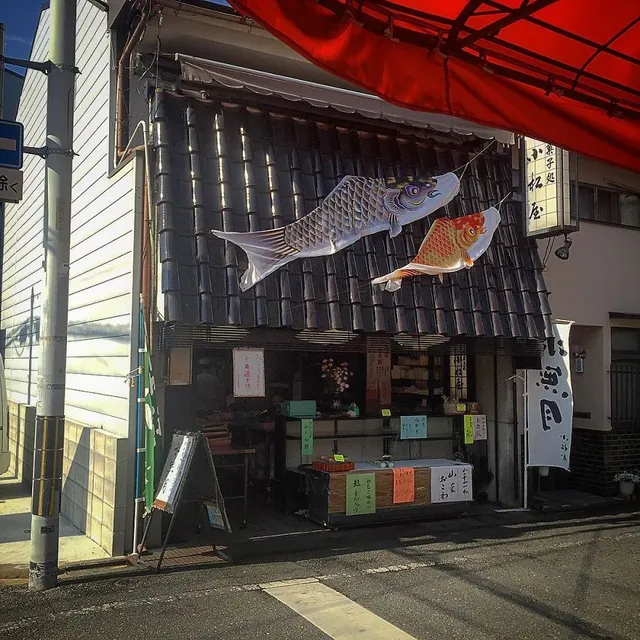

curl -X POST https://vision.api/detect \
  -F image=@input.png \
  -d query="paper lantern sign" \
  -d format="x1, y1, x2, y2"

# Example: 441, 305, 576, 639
346, 473, 376, 515
212, 173, 460, 291
463, 415, 474, 444
233, 348, 265, 398
400, 415, 427, 440
431, 465, 473, 503
372, 208, 501, 292
472, 415, 488, 440
392, 467, 415, 504
301, 419, 314, 456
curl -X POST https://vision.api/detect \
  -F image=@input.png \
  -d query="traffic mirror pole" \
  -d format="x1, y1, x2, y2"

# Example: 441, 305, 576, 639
29, 0, 77, 591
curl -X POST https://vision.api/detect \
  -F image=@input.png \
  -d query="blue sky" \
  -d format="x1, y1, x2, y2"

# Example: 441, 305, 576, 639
1, 0, 43, 70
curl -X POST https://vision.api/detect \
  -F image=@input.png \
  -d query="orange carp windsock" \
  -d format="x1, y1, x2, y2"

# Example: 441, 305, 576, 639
372, 207, 500, 292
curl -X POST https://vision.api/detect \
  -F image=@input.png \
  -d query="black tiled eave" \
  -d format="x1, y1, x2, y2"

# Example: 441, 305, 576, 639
153, 90, 553, 340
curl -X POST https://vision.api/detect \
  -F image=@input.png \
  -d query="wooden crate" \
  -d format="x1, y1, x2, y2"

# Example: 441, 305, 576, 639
327, 467, 431, 513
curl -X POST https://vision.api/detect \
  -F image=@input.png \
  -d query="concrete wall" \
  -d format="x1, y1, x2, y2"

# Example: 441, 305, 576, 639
6, 400, 36, 487
61, 420, 130, 555
475, 355, 519, 507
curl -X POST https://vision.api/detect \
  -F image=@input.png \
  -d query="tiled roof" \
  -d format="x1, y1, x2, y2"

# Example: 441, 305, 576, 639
154, 90, 553, 339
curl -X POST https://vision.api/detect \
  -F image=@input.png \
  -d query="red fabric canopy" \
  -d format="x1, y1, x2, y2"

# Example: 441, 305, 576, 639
229, 0, 640, 173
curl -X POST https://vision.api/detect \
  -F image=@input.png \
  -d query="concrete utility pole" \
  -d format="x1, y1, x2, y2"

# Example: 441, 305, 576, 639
29, 0, 77, 591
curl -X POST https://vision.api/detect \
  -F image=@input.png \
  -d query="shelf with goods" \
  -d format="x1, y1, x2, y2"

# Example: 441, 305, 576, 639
391, 353, 446, 415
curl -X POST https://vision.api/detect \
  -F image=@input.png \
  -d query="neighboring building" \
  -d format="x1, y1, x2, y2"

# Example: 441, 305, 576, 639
2, 0, 560, 554
2, 68, 24, 120
541, 157, 640, 495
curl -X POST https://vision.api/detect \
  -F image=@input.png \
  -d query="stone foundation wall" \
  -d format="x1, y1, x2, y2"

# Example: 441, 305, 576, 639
569, 425, 640, 496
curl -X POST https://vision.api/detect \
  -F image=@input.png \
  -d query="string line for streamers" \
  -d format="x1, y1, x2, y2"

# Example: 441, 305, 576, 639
452, 139, 497, 179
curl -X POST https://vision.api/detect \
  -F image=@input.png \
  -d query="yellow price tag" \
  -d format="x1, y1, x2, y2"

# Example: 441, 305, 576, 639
381, 409, 391, 417
456, 403, 466, 412
334, 454, 345, 462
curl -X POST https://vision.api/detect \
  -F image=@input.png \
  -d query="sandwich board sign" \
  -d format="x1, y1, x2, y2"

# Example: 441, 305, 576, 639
139, 431, 231, 570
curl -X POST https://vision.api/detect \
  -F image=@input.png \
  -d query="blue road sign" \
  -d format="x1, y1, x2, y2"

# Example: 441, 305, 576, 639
0, 120, 24, 170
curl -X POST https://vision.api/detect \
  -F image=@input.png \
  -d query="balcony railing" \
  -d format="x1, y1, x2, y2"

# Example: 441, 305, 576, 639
611, 361, 640, 426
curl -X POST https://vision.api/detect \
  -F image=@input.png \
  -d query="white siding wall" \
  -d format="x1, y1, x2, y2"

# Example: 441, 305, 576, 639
1, 1, 138, 438
1, 8, 50, 404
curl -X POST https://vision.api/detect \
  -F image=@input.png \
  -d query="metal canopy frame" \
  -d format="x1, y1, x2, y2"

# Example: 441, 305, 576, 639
313, 0, 640, 120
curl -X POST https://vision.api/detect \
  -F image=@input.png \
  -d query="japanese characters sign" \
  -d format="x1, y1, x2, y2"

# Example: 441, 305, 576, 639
392, 467, 415, 504
345, 473, 376, 515
524, 138, 576, 238
526, 321, 574, 470
471, 414, 488, 440
400, 415, 427, 440
463, 415, 474, 444
301, 418, 314, 456
0, 167, 23, 203
232, 348, 265, 398
430, 464, 473, 503
366, 348, 391, 413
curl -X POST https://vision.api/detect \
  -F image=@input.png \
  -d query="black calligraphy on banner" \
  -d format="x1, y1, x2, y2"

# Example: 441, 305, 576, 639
529, 202, 544, 220
430, 465, 473, 503
526, 323, 574, 470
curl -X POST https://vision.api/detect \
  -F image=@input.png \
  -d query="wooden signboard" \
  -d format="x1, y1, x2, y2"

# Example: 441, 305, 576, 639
366, 349, 391, 414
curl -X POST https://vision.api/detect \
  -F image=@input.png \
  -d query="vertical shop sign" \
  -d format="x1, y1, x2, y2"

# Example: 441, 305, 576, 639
450, 353, 467, 400
524, 139, 578, 238
400, 415, 427, 439
392, 467, 415, 504
463, 415, 474, 444
346, 473, 376, 515
366, 346, 391, 413
301, 418, 314, 456
233, 348, 265, 398
526, 322, 574, 470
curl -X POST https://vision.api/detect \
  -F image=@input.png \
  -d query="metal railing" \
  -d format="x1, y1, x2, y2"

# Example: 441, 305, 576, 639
610, 362, 640, 425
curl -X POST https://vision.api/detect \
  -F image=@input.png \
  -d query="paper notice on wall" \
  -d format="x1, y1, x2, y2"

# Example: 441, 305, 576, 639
430, 465, 473, 503
301, 418, 314, 456
400, 415, 427, 440
463, 415, 474, 444
233, 348, 265, 398
526, 321, 574, 470
472, 415, 488, 440
345, 473, 376, 515
392, 467, 415, 504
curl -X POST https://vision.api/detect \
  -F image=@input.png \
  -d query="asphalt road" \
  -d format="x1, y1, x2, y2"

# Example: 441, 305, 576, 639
1, 509, 638, 640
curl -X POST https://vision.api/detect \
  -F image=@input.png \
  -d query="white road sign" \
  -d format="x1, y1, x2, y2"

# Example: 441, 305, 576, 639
0, 167, 23, 203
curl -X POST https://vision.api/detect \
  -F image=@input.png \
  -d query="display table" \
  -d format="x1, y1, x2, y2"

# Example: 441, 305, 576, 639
304, 458, 472, 529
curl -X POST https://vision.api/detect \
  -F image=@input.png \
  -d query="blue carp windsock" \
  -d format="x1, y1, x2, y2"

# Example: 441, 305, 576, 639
372, 207, 500, 292
211, 172, 460, 291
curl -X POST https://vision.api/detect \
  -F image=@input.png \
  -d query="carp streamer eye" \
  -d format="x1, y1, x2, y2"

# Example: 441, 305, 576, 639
468, 227, 476, 235
405, 185, 420, 197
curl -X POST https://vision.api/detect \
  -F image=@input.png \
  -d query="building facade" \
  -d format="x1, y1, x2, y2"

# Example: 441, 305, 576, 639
541, 157, 640, 495
1, 0, 563, 554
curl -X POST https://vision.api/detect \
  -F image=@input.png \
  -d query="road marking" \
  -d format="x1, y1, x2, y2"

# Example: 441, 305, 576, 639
263, 578, 417, 639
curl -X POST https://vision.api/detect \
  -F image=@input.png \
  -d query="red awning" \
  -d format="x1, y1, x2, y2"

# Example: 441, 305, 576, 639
229, 0, 640, 173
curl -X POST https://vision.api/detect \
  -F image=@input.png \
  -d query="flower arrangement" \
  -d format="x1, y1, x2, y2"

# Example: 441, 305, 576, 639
613, 471, 640, 484
320, 358, 353, 395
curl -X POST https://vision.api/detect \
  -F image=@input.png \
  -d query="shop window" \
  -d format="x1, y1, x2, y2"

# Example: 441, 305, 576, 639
572, 182, 640, 228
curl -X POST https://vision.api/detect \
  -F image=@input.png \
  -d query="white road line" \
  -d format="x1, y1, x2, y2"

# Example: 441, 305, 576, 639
263, 578, 417, 640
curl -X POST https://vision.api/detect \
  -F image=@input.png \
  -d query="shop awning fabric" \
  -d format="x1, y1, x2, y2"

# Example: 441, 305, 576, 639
228, 0, 640, 173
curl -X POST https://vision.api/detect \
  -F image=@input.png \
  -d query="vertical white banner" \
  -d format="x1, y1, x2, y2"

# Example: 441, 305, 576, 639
526, 321, 574, 470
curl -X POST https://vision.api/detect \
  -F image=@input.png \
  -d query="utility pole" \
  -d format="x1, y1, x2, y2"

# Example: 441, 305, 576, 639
29, 0, 77, 591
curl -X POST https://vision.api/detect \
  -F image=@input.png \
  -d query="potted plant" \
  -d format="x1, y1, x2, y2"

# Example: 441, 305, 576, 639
613, 471, 640, 497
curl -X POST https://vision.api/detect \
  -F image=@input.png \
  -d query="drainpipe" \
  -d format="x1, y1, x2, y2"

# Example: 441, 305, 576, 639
115, 3, 149, 163
494, 352, 500, 504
